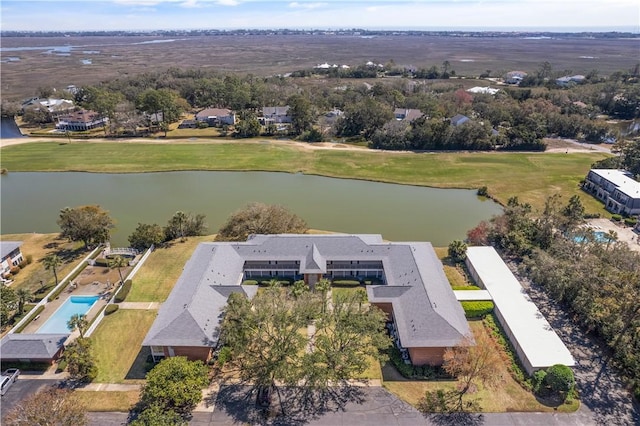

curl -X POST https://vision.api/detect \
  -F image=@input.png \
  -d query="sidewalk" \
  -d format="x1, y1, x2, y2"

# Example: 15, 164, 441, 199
117, 302, 160, 310
77, 383, 142, 392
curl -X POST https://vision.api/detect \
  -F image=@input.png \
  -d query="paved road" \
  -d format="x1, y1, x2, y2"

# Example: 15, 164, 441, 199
0, 378, 60, 418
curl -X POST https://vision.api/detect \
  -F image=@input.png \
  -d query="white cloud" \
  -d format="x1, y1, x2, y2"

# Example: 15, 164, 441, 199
216, 0, 240, 5
289, 2, 327, 9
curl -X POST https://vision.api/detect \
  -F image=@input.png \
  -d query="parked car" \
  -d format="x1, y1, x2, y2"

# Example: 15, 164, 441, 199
1, 368, 20, 396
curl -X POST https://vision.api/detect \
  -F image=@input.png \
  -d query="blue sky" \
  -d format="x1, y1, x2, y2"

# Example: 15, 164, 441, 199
1, 0, 639, 32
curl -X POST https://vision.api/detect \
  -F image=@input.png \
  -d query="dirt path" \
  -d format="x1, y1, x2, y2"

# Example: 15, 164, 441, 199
513, 264, 640, 426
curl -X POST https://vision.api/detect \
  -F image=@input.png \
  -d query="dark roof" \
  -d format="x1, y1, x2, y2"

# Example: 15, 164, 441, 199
0, 334, 68, 360
143, 234, 470, 350
196, 108, 233, 119
394, 108, 423, 122
262, 106, 290, 116
0, 241, 22, 259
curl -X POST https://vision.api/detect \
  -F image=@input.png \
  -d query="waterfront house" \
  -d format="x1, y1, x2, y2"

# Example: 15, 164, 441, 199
56, 109, 107, 132
1, 241, 24, 279
195, 108, 236, 127
260, 106, 291, 125
142, 234, 471, 365
394, 108, 424, 122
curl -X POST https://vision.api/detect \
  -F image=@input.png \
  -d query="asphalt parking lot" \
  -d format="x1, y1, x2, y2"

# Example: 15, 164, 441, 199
0, 378, 60, 418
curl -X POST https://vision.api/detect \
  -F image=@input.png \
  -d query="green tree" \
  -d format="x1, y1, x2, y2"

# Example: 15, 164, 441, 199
80, 86, 123, 136
290, 279, 309, 299
3, 388, 87, 426
447, 240, 467, 263
109, 255, 128, 285
137, 88, 185, 136
338, 97, 394, 140
287, 94, 315, 135
215, 202, 308, 242
67, 313, 89, 338
57, 205, 114, 249
16, 288, 33, 316
164, 211, 207, 241
315, 278, 331, 314
234, 110, 261, 138
544, 364, 575, 400
0, 284, 17, 327
140, 357, 208, 417
562, 195, 585, 230
128, 223, 165, 251
64, 337, 98, 383
130, 404, 186, 426
43, 254, 62, 286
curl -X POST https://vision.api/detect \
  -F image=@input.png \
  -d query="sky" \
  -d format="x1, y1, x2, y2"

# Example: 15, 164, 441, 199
1, 0, 639, 32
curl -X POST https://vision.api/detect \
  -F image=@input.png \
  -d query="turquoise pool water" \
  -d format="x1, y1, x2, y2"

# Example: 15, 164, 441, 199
573, 231, 612, 244
36, 296, 99, 334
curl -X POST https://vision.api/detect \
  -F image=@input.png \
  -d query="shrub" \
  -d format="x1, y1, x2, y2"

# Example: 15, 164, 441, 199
332, 279, 361, 287
216, 346, 232, 367
532, 369, 547, 394
56, 359, 68, 373
93, 258, 110, 267
583, 212, 601, 219
25, 254, 33, 264
387, 347, 449, 380
477, 186, 488, 197
104, 304, 119, 315
483, 314, 532, 390
10, 266, 20, 275
624, 217, 637, 226
448, 240, 467, 263
47, 284, 69, 302
544, 364, 575, 398
241, 280, 258, 285
611, 214, 622, 222
14, 305, 45, 333
461, 301, 494, 318
114, 279, 132, 303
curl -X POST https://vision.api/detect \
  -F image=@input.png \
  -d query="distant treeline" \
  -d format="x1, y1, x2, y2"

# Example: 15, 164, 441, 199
2, 29, 638, 39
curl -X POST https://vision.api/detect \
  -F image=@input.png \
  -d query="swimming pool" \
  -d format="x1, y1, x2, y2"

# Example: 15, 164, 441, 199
36, 296, 100, 334
573, 230, 613, 244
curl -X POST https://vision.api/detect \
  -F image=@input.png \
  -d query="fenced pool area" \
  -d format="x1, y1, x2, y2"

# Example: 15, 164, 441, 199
36, 295, 100, 334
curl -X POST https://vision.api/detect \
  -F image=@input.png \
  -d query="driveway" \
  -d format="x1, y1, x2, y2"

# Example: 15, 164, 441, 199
0, 378, 60, 419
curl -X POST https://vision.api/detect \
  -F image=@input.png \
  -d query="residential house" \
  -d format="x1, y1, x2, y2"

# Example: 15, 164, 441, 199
178, 119, 197, 129
1, 241, 24, 279
583, 169, 640, 216
260, 106, 291, 125
450, 114, 470, 127
556, 75, 586, 87
142, 234, 471, 365
467, 86, 500, 95
504, 71, 527, 85
195, 108, 236, 127
0, 334, 68, 364
394, 108, 424, 122
21, 98, 75, 118
56, 110, 107, 132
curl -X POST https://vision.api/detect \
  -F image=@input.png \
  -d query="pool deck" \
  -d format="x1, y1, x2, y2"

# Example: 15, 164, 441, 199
21, 280, 111, 335
585, 218, 640, 253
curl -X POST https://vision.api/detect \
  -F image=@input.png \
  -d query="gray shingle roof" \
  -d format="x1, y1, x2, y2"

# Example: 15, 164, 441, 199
0, 241, 22, 259
143, 234, 470, 350
0, 334, 68, 360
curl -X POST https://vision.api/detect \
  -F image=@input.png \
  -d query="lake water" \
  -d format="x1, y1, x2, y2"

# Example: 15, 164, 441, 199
0, 171, 501, 247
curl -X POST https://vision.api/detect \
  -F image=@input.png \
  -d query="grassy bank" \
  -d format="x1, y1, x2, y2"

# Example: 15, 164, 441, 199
0, 141, 608, 212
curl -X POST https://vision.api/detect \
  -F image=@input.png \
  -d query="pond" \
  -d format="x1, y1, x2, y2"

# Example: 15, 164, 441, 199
0, 171, 502, 247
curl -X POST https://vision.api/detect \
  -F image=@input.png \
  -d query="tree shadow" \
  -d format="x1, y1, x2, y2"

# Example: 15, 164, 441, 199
214, 384, 366, 425
428, 412, 485, 426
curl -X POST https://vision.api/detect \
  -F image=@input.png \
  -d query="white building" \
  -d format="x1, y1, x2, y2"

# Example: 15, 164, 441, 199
583, 169, 640, 216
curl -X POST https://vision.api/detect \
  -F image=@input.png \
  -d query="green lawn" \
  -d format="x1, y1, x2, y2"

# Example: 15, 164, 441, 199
127, 235, 212, 302
91, 309, 157, 383
0, 141, 609, 212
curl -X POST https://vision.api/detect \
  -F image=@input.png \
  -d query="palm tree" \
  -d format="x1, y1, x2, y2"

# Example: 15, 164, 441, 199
291, 280, 308, 299
315, 278, 331, 313
43, 254, 61, 286
67, 313, 89, 338
16, 288, 33, 315
109, 255, 128, 285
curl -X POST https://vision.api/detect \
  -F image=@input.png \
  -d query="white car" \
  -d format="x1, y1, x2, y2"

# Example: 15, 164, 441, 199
1, 369, 20, 396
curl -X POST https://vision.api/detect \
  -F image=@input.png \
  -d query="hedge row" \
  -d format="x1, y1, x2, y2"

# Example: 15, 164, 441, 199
93, 258, 110, 267
483, 313, 531, 389
388, 346, 450, 380
114, 279, 133, 303
332, 280, 361, 287
104, 304, 119, 315
451, 285, 482, 291
461, 301, 494, 318
14, 305, 45, 333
